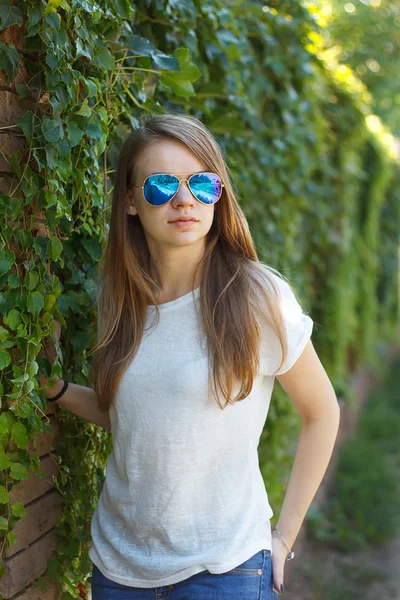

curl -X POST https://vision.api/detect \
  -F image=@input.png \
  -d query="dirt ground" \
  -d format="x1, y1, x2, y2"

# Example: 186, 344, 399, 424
284, 535, 400, 600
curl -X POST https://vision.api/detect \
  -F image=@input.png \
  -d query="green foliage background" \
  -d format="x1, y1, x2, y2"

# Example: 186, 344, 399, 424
0, 0, 399, 597
307, 355, 400, 552
316, 0, 400, 136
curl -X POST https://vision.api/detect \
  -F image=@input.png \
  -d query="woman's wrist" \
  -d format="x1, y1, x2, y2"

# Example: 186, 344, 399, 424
44, 376, 64, 399
272, 528, 296, 560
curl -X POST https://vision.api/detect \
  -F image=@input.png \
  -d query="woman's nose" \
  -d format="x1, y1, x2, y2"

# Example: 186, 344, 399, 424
173, 180, 195, 204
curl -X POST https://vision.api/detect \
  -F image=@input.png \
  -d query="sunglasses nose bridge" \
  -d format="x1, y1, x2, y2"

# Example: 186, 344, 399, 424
173, 178, 192, 199
178, 177, 189, 188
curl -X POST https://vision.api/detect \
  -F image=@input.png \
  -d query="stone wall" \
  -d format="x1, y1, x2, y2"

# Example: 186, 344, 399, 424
0, 403, 62, 599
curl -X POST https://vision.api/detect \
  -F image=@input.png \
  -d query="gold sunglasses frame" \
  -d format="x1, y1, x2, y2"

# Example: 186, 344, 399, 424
131, 172, 225, 206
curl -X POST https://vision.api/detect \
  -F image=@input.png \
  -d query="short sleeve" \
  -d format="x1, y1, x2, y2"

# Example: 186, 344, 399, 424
259, 273, 314, 377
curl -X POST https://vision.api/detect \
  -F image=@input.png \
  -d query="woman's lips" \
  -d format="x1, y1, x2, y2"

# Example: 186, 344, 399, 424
169, 220, 197, 226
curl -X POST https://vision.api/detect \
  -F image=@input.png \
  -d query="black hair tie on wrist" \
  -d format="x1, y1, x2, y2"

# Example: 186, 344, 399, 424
47, 380, 68, 402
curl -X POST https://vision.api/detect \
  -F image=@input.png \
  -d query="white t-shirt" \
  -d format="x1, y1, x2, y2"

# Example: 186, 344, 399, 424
88, 268, 313, 588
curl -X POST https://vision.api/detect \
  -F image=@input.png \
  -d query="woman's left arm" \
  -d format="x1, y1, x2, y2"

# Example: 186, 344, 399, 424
271, 339, 341, 594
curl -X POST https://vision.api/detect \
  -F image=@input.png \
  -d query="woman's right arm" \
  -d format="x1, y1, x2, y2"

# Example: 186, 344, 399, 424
45, 378, 111, 431
39, 319, 111, 431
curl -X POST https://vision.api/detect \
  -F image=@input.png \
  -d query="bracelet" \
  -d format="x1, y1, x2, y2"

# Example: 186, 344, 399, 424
46, 379, 68, 402
272, 528, 295, 561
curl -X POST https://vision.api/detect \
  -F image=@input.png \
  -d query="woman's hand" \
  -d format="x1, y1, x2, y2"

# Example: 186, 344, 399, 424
271, 533, 287, 594
38, 319, 62, 389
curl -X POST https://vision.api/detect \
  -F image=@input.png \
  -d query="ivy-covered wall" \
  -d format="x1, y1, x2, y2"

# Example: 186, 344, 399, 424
0, 0, 399, 597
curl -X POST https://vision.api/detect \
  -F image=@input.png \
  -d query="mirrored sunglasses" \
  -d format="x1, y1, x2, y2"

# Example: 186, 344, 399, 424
131, 172, 224, 206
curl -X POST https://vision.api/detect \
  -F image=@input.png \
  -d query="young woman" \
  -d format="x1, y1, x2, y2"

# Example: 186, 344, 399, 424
44, 113, 340, 600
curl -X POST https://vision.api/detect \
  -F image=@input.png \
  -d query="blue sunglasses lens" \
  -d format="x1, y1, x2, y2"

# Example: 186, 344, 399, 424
143, 175, 179, 206
143, 173, 222, 206
189, 173, 222, 205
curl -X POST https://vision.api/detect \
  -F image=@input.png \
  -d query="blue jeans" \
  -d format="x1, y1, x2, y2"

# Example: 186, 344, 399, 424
90, 549, 279, 599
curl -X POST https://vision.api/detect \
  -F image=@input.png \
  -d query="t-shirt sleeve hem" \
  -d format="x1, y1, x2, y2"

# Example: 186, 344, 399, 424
275, 315, 313, 376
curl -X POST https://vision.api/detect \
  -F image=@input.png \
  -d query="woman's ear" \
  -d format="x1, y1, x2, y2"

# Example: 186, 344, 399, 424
125, 189, 138, 216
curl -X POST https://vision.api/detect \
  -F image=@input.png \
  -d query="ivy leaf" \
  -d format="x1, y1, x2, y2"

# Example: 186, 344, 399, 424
125, 34, 159, 58
1, 194, 24, 220
7, 531, 17, 546
0, 326, 9, 342
160, 75, 194, 97
11, 502, 26, 518
0, 5, 23, 33
0, 41, 20, 83
44, 144, 57, 170
43, 12, 60, 30
70, 329, 91, 352
0, 295, 7, 314
8, 273, 21, 289
18, 229, 33, 251
9, 372, 29, 383
85, 123, 103, 140
0, 257, 12, 275
75, 99, 91, 118
151, 52, 181, 71
46, 555, 61, 582
81, 238, 102, 261
10, 463, 29, 481
27, 292, 44, 317
11, 501, 26, 519
48, 236, 63, 260
33, 237, 48, 264
46, 54, 59, 71
126, 35, 179, 71
17, 111, 34, 144
76, 39, 92, 61
84, 78, 98, 98
24, 271, 39, 291
0, 451, 11, 471
15, 83, 27, 98
0, 516, 8, 529
113, 0, 131, 20
44, 294, 57, 312
26, 360, 39, 377
173, 48, 202, 81
0, 486, 9, 505
11, 423, 28, 449
47, 0, 69, 11
160, 48, 201, 97
0, 350, 11, 370
67, 120, 84, 147
4, 309, 22, 330
23, 379, 35, 394
96, 106, 107, 122
42, 117, 62, 143
93, 47, 115, 70
0, 412, 14, 437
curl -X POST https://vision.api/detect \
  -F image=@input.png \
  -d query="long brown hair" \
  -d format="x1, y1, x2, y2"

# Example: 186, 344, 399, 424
88, 112, 290, 412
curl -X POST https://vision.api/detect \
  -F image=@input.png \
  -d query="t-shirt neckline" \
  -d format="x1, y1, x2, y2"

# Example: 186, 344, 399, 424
147, 286, 201, 311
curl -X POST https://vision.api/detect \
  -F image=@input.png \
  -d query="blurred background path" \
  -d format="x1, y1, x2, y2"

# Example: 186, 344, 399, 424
285, 353, 400, 600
